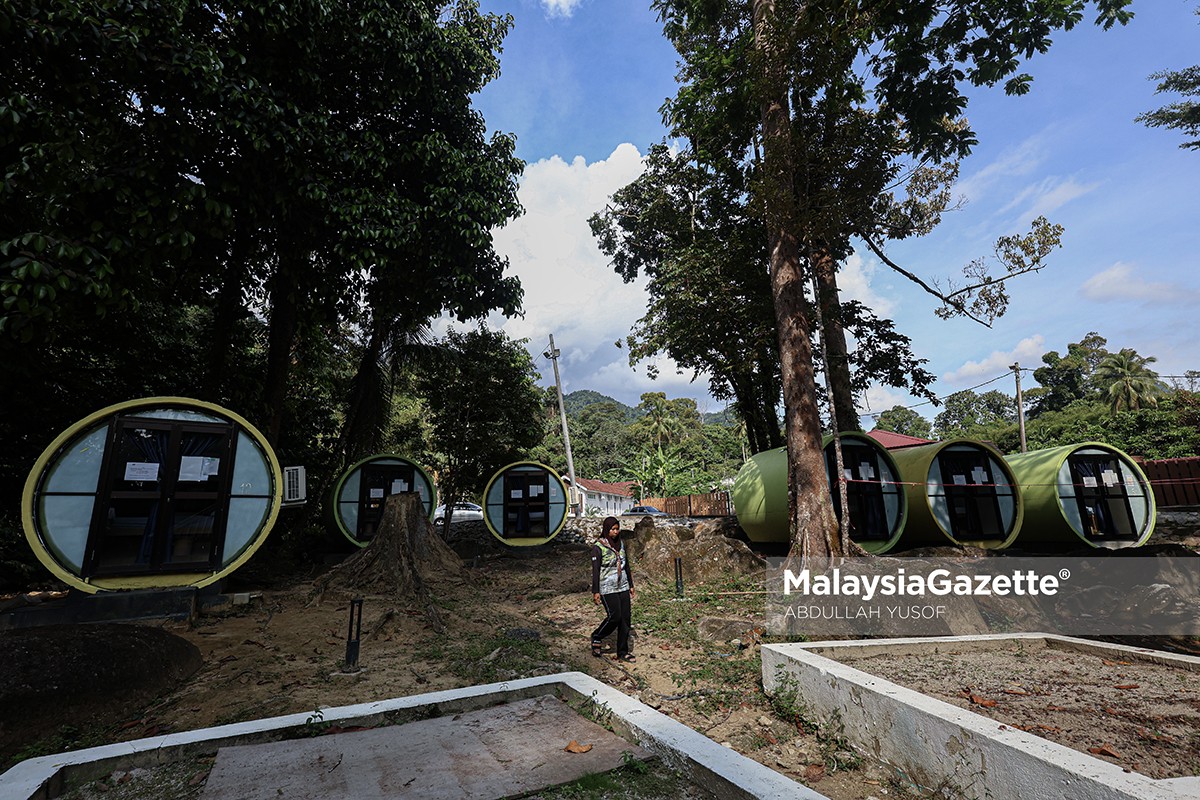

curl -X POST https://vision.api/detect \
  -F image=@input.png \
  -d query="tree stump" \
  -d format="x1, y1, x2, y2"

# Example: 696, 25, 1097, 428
312, 493, 462, 632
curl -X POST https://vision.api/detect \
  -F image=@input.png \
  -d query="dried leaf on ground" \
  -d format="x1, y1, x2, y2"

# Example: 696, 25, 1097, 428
1089, 744, 1122, 758
1114, 684, 1140, 690
969, 694, 999, 708
564, 740, 593, 754
803, 764, 825, 782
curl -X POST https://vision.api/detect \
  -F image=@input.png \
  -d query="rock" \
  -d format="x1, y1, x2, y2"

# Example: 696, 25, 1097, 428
756, 715, 773, 728
697, 616, 758, 642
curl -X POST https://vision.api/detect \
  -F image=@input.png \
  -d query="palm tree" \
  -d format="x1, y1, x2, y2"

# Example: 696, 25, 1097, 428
1094, 349, 1166, 413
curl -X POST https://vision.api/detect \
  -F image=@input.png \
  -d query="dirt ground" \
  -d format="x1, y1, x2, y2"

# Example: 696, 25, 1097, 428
832, 641, 1200, 780
3, 527, 1198, 799
2, 539, 922, 800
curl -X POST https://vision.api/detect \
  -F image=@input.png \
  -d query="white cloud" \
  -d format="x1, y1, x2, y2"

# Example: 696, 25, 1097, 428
485, 144, 676, 404
838, 252, 895, 317
943, 334, 1046, 384
541, 0, 584, 18
586, 354, 713, 402
1080, 262, 1200, 305
954, 135, 1047, 204
999, 176, 1101, 226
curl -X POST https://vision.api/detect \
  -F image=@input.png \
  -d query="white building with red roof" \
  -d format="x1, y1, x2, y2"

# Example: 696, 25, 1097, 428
564, 477, 637, 517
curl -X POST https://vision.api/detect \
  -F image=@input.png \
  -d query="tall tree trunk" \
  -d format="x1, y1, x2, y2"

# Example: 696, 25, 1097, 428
339, 316, 389, 464
811, 244, 861, 432
756, 352, 785, 449
263, 250, 303, 445
205, 234, 252, 401
752, 0, 842, 559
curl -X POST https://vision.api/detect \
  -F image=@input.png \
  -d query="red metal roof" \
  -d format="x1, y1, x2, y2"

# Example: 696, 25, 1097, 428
571, 477, 637, 497
866, 429, 934, 450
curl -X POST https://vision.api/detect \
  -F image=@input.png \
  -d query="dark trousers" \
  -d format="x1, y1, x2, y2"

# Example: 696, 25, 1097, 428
591, 590, 632, 656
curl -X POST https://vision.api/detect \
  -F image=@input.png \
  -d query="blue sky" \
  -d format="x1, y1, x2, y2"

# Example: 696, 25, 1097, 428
465, 0, 1200, 423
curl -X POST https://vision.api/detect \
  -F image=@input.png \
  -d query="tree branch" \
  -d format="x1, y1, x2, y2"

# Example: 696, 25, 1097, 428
857, 232, 993, 327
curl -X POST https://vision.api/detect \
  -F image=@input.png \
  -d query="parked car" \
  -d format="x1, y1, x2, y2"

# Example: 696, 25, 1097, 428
434, 501, 484, 525
622, 505, 669, 517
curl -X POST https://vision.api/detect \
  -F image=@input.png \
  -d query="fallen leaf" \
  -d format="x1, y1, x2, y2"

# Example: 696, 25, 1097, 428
188, 771, 209, 787
564, 740, 593, 754
1135, 727, 1174, 743
1088, 744, 1121, 759
1114, 684, 1140, 690
1102, 660, 1132, 666
1002, 688, 1030, 696
1047, 705, 1067, 711
1035, 724, 1061, 733
803, 764, 825, 782
1103, 707, 1121, 716
763, 732, 778, 745
969, 695, 999, 708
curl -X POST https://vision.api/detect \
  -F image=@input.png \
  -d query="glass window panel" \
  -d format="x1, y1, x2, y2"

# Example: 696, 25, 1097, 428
231, 432, 272, 496
39, 495, 95, 571
94, 498, 161, 572
164, 499, 218, 565
224, 497, 270, 562
44, 425, 108, 494
135, 409, 225, 423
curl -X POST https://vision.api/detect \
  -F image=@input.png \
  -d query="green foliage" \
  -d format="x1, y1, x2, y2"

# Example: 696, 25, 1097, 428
872, 406, 933, 440
1028, 332, 1111, 415
933, 390, 1016, 440
1095, 348, 1167, 413
0, 0, 526, 560
1137, 7, 1200, 150
419, 326, 544, 513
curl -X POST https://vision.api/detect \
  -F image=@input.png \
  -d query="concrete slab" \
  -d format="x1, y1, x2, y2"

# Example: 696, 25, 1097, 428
762, 634, 1199, 800
200, 696, 648, 800
2, 673, 824, 800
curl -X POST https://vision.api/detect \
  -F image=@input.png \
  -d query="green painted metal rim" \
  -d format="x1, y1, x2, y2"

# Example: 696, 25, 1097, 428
888, 438, 1025, 550
21, 396, 282, 594
1004, 441, 1156, 548
330, 454, 438, 548
481, 460, 568, 546
824, 432, 910, 554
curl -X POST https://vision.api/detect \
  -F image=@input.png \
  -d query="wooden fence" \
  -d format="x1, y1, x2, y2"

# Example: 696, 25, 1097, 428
639, 491, 733, 517
1139, 457, 1200, 507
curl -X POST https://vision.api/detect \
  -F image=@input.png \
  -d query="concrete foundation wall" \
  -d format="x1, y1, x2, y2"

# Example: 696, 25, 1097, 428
762, 635, 1199, 800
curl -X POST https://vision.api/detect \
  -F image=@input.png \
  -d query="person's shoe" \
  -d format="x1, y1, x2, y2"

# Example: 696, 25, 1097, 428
591, 641, 603, 657
617, 653, 636, 663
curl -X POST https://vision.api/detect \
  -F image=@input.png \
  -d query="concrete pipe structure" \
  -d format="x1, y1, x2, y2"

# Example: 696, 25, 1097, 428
1004, 443, 1155, 549
22, 397, 281, 593
889, 439, 1023, 549
730, 433, 907, 552
482, 461, 569, 546
332, 454, 437, 547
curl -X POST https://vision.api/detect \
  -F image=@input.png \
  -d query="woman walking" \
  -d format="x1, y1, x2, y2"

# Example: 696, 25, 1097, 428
590, 516, 635, 662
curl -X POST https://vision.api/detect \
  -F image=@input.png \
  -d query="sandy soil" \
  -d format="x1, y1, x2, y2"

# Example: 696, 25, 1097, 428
5, 529, 1198, 798
833, 641, 1200, 780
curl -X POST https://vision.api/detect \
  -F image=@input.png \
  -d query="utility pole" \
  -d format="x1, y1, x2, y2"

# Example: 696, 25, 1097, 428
1012, 363, 1028, 453
545, 335, 579, 517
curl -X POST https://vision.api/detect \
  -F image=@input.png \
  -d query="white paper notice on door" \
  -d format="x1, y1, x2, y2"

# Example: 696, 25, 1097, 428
391, 480, 408, 494
124, 462, 160, 482
511, 490, 523, 499
1101, 470, 1118, 487
1082, 476, 1098, 488
530, 485, 542, 497
972, 467, 987, 484
179, 456, 221, 482
859, 462, 874, 480
844, 469, 853, 480
953, 474, 967, 485
370, 488, 385, 498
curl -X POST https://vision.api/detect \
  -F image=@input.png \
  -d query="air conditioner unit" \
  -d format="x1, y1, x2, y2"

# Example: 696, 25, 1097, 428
283, 466, 307, 505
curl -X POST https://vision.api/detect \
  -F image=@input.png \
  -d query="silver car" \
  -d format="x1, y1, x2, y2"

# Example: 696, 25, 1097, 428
434, 501, 484, 525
